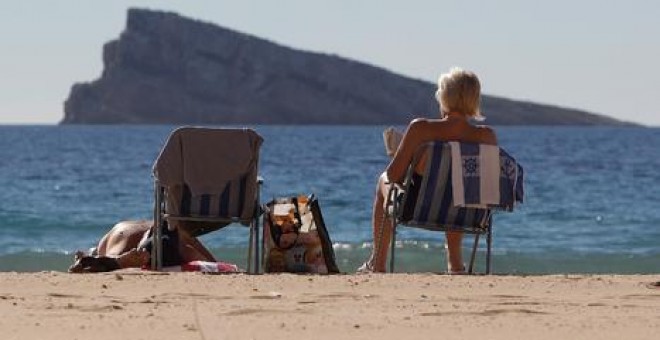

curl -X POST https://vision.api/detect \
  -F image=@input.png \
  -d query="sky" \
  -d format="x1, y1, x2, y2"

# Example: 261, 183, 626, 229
1, 0, 658, 125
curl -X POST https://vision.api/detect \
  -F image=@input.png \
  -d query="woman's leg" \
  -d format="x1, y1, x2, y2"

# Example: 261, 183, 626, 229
362, 172, 393, 273
177, 229, 216, 262
445, 231, 465, 273
115, 248, 150, 269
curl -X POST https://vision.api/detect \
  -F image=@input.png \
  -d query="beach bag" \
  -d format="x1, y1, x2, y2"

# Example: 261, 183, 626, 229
263, 194, 339, 274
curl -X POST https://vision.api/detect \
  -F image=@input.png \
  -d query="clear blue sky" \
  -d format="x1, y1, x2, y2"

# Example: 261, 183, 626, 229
1, 0, 658, 125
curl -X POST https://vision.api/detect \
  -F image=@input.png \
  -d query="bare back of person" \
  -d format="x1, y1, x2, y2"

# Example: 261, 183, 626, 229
386, 116, 497, 184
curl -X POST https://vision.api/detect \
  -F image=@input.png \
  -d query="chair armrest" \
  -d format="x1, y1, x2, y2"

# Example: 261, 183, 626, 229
384, 182, 405, 215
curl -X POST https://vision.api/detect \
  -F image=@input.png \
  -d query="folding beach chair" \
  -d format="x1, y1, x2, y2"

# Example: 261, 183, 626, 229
151, 127, 264, 273
385, 141, 523, 274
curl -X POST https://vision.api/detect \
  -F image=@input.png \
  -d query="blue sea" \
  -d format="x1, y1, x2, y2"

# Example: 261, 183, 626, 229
0, 125, 658, 274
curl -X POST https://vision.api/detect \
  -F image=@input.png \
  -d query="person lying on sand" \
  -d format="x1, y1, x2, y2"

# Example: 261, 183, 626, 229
68, 220, 216, 273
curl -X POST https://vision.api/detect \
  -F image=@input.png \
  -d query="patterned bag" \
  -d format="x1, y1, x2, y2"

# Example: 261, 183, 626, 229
263, 194, 339, 274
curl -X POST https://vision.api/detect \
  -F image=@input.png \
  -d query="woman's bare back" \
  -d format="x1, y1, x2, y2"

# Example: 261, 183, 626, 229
387, 116, 497, 183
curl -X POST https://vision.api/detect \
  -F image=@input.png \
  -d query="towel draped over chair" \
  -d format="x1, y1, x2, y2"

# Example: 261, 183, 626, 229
151, 127, 264, 272
388, 141, 524, 273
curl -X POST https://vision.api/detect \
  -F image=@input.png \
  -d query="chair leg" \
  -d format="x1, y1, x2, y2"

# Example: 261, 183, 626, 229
247, 221, 254, 274
254, 182, 262, 274
389, 222, 397, 273
486, 226, 492, 274
468, 234, 479, 274
254, 216, 260, 274
152, 184, 163, 271
260, 217, 266, 273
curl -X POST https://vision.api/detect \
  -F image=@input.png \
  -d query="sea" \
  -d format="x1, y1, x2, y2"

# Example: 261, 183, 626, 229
0, 125, 658, 274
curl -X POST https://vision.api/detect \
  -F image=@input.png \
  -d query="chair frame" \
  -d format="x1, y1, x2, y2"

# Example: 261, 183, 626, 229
385, 142, 495, 274
150, 128, 263, 274
152, 179, 262, 273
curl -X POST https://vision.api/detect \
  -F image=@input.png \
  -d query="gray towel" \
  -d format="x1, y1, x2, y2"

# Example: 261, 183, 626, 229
153, 127, 263, 222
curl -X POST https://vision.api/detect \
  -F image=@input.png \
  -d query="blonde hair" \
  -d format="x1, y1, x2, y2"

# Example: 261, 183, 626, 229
436, 67, 484, 121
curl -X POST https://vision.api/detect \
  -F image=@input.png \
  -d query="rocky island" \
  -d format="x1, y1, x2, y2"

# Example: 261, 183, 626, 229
62, 8, 630, 125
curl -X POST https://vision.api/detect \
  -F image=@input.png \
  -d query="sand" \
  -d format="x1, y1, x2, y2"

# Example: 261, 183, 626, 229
1, 271, 659, 339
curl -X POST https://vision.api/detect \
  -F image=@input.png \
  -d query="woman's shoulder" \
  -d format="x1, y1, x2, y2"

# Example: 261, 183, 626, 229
407, 118, 448, 137
474, 124, 494, 132
409, 117, 447, 130
473, 124, 498, 144
409, 117, 431, 127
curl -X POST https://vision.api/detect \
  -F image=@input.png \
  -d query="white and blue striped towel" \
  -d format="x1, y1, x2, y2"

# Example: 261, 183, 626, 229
449, 142, 523, 210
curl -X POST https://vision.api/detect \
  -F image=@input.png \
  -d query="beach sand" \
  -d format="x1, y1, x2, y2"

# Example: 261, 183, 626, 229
1, 271, 658, 339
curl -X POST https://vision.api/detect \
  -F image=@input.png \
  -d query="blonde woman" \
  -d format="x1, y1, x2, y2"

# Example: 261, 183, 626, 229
359, 67, 497, 273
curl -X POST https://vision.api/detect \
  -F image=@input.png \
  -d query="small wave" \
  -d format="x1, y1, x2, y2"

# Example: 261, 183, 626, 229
0, 251, 72, 272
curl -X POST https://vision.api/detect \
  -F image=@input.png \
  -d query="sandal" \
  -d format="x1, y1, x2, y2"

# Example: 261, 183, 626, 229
356, 262, 374, 274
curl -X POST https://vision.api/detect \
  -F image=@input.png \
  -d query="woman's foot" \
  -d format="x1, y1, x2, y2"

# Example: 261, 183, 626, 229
357, 258, 387, 274
356, 261, 375, 274
447, 263, 466, 275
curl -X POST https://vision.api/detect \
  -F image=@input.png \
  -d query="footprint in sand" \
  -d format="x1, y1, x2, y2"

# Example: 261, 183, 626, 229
646, 281, 660, 290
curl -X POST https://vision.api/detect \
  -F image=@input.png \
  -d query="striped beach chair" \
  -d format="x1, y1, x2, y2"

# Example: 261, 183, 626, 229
386, 141, 523, 274
152, 127, 264, 273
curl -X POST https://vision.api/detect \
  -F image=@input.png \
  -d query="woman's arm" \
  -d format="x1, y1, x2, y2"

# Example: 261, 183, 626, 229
385, 119, 425, 184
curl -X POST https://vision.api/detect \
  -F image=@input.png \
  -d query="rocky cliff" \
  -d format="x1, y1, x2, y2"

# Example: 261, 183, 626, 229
62, 8, 629, 125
